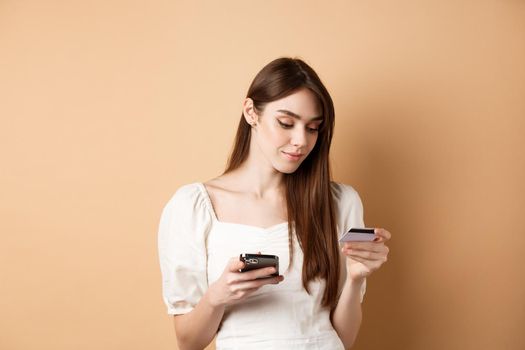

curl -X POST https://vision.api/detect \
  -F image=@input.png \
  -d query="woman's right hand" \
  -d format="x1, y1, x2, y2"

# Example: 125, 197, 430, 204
207, 257, 284, 307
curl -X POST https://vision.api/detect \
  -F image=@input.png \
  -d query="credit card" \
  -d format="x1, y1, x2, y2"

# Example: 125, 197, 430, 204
339, 228, 377, 242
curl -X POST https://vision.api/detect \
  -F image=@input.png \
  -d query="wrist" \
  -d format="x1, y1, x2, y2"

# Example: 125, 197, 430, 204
205, 282, 227, 309
345, 275, 366, 288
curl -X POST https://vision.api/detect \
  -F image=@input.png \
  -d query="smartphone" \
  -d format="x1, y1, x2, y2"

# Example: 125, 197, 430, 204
339, 228, 377, 242
239, 253, 279, 278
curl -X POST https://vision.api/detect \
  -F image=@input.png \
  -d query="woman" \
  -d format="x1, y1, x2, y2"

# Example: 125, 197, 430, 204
158, 57, 391, 349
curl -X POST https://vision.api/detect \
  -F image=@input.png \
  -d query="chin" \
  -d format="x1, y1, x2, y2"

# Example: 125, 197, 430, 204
278, 168, 297, 174
275, 163, 302, 174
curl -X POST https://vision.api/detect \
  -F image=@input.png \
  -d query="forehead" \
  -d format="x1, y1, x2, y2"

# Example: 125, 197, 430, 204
264, 88, 321, 120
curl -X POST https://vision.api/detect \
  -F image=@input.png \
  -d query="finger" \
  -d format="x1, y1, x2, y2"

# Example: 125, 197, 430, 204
342, 248, 386, 261
236, 266, 278, 281
231, 275, 284, 291
346, 253, 387, 270
238, 287, 259, 298
348, 255, 382, 269
342, 241, 377, 251
374, 228, 392, 241
343, 241, 386, 253
341, 248, 380, 260
228, 287, 260, 303
228, 257, 245, 272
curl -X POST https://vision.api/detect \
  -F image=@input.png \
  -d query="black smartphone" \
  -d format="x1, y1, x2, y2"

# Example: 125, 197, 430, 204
239, 253, 279, 278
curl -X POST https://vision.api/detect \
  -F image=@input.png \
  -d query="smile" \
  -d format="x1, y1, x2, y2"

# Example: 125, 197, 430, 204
282, 151, 303, 161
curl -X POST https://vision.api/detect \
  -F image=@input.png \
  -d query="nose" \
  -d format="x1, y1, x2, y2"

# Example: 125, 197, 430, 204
290, 127, 308, 147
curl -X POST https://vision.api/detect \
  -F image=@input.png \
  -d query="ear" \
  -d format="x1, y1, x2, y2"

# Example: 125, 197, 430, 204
242, 97, 259, 125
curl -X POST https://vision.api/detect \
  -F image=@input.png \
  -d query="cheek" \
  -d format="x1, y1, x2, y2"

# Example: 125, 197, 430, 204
264, 125, 288, 145
307, 133, 319, 149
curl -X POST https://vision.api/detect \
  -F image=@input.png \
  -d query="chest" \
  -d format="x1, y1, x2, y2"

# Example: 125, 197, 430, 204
208, 189, 287, 229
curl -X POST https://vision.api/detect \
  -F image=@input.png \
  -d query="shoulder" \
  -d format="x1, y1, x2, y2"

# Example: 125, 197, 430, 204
158, 182, 213, 239
330, 181, 362, 205
171, 182, 203, 199
330, 181, 365, 234
161, 182, 209, 217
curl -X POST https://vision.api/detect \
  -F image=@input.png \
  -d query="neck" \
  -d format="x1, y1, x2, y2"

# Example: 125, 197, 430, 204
225, 151, 285, 200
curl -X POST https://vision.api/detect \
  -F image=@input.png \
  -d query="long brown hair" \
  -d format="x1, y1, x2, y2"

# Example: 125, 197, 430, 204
222, 57, 339, 309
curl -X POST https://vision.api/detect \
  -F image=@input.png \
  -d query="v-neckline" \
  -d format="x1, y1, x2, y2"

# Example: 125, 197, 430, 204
197, 182, 288, 231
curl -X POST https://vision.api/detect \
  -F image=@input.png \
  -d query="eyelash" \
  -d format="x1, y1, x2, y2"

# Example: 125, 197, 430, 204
278, 120, 319, 133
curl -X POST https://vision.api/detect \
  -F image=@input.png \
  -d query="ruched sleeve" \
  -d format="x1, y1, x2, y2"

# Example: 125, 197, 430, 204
157, 183, 212, 315
330, 181, 367, 303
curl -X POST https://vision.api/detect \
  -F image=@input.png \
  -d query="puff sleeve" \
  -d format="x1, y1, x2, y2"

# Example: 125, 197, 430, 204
331, 181, 367, 303
157, 183, 212, 315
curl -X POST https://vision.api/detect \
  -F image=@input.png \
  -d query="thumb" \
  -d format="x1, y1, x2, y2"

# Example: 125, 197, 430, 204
228, 257, 245, 272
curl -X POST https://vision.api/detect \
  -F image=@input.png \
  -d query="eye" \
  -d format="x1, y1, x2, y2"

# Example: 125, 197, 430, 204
277, 120, 293, 128
306, 126, 319, 133
307, 122, 322, 133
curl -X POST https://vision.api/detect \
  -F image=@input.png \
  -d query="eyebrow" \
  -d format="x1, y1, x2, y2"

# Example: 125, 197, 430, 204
276, 109, 323, 122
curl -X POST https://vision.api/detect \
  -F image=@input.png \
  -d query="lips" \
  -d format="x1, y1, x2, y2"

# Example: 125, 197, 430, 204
282, 151, 304, 161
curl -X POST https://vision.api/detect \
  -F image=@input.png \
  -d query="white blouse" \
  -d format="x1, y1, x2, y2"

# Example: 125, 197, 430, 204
157, 181, 367, 349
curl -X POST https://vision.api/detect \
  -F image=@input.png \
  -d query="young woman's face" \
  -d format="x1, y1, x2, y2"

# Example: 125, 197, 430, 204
245, 88, 323, 174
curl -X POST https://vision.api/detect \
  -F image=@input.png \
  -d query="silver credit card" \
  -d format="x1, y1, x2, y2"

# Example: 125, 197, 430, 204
339, 228, 377, 242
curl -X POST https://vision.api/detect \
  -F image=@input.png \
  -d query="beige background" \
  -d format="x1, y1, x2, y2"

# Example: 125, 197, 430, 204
1, 1, 524, 349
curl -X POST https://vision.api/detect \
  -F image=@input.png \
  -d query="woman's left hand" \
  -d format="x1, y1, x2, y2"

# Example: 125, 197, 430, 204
341, 228, 391, 281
